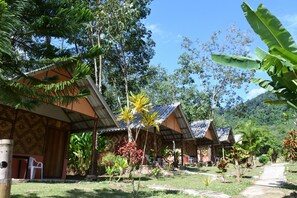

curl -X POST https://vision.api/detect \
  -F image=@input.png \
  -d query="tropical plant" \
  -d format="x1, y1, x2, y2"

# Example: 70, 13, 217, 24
267, 147, 278, 163
151, 167, 161, 179
117, 142, 143, 169
258, 155, 269, 165
203, 176, 213, 187
68, 132, 92, 175
117, 92, 159, 198
282, 130, 297, 162
228, 145, 249, 182
217, 159, 228, 182
102, 153, 128, 182
236, 120, 271, 168
212, 2, 297, 110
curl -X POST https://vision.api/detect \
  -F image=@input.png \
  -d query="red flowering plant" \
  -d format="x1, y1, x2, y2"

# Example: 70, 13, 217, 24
114, 137, 127, 155
117, 142, 143, 168
282, 130, 297, 162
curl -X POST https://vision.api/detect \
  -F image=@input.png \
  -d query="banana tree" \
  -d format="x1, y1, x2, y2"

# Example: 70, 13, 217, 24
211, 2, 297, 109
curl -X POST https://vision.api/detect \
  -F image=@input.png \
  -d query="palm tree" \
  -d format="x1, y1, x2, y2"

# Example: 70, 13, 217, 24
236, 120, 267, 168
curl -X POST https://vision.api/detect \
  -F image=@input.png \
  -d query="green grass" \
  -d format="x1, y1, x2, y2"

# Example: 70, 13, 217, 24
285, 162, 297, 185
11, 181, 193, 198
283, 162, 297, 193
11, 165, 264, 198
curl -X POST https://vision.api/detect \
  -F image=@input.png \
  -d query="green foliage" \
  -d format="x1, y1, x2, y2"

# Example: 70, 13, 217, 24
87, 0, 155, 111
212, 2, 297, 110
151, 167, 161, 179
236, 120, 273, 157
102, 153, 128, 181
282, 130, 297, 162
68, 132, 92, 175
0, 0, 97, 109
228, 145, 249, 182
203, 176, 213, 187
143, 26, 254, 122
217, 92, 295, 152
258, 155, 269, 165
217, 159, 228, 173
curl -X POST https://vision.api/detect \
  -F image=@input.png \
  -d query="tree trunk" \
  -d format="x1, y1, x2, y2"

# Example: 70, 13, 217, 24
97, 33, 102, 93
235, 159, 240, 182
0, 139, 13, 198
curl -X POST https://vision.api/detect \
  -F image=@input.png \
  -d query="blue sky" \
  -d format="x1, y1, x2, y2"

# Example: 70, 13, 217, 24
144, 1, 297, 100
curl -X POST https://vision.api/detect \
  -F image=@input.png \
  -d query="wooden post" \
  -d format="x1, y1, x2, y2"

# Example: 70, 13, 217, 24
195, 142, 198, 163
222, 145, 225, 160
0, 139, 13, 198
90, 118, 99, 176
154, 127, 157, 160
181, 135, 184, 166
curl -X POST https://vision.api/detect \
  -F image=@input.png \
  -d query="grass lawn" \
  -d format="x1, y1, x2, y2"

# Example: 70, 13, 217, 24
11, 164, 264, 198
283, 162, 297, 195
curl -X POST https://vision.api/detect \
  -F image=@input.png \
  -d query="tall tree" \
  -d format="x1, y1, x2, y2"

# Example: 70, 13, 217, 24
0, 0, 98, 109
178, 25, 255, 118
86, 0, 155, 111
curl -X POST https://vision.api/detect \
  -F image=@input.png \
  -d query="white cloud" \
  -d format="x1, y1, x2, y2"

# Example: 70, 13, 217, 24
246, 88, 267, 100
146, 23, 163, 35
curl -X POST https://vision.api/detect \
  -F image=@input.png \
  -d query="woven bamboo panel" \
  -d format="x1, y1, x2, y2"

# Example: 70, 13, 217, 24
0, 120, 12, 139
48, 118, 70, 130
185, 140, 196, 156
0, 104, 16, 120
14, 110, 47, 155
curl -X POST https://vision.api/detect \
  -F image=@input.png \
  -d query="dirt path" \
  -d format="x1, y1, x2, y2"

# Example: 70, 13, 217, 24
241, 163, 288, 198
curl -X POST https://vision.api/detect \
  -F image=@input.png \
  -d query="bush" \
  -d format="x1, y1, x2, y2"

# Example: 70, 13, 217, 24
102, 153, 128, 181
152, 167, 161, 179
259, 155, 269, 164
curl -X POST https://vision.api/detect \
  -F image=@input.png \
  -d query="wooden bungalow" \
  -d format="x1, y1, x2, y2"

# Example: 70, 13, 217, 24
0, 66, 118, 179
190, 120, 219, 163
100, 103, 195, 166
215, 127, 235, 159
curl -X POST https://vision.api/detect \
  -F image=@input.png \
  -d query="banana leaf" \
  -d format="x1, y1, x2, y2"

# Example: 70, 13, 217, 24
211, 54, 260, 69
241, 2, 297, 53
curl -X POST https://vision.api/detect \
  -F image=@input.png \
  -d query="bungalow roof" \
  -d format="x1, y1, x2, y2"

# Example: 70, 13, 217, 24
216, 127, 235, 144
101, 103, 194, 141
191, 120, 219, 145
23, 66, 119, 132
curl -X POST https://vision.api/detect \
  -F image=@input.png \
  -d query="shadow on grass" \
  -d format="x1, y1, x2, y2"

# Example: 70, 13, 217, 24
282, 191, 297, 198
288, 170, 297, 173
185, 167, 210, 173
11, 187, 180, 198
11, 193, 40, 198
280, 182, 297, 191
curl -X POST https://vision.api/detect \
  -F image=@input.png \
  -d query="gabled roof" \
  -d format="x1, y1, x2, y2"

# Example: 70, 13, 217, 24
191, 120, 219, 145
24, 66, 119, 132
216, 127, 234, 143
101, 103, 194, 141
191, 120, 212, 138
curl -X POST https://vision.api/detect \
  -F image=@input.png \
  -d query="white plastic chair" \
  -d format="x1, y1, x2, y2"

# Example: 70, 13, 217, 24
29, 157, 43, 179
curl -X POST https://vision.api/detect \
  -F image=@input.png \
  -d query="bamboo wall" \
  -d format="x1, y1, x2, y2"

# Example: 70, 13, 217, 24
0, 104, 70, 179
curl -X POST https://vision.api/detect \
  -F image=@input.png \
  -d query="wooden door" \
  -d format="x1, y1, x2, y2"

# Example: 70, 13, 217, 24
43, 127, 68, 178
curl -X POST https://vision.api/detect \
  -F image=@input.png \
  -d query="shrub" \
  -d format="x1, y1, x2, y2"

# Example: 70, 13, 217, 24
152, 167, 161, 179
117, 142, 143, 167
217, 159, 228, 173
259, 155, 269, 165
102, 153, 128, 181
282, 130, 297, 162
68, 132, 92, 175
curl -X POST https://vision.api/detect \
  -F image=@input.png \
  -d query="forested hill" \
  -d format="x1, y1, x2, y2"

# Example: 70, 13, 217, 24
218, 92, 296, 139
